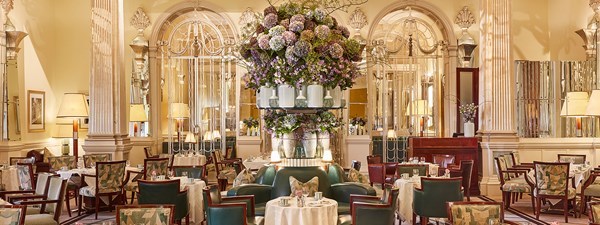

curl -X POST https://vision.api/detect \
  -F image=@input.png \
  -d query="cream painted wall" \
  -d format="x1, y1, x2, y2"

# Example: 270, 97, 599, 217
548, 0, 590, 61
512, 0, 550, 60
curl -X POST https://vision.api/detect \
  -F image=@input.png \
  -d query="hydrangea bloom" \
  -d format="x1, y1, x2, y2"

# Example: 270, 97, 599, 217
313, 8, 325, 21
257, 34, 270, 50
329, 43, 344, 59
290, 14, 306, 24
315, 25, 330, 40
263, 13, 278, 29
300, 30, 314, 41
269, 35, 285, 51
282, 31, 297, 46
289, 21, 305, 33
293, 40, 311, 57
269, 25, 286, 36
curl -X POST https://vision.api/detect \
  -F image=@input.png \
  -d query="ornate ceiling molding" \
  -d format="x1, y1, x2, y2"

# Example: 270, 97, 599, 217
454, 6, 475, 30
130, 7, 150, 32
349, 7, 367, 31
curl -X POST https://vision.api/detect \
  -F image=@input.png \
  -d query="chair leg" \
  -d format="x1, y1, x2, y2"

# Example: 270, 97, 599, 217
95, 196, 99, 220
520, 192, 523, 199
130, 191, 135, 204
186, 215, 190, 225
563, 198, 568, 223
412, 212, 417, 225
77, 193, 83, 216
65, 193, 72, 217
502, 192, 510, 209
535, 197, 541, 219
420, 216, 428, 225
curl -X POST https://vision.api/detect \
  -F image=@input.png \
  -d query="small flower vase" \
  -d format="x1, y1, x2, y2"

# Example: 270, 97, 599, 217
246, 127, 252, 136
318, 132, 330, 150
295, 88, 308, 108
278, 84, 295, 108
302, 132, 318, 158
464, 121, 475, 137
323, 90, 333, 107
307, 84, 324, 108
269, 89, 279, 107
271, 134, 282, 152
331, 86, 342, 107
282, 133, 296, 158
258, 86, 273, 108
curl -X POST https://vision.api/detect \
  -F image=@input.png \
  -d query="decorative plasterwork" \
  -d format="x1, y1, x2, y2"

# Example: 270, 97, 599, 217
1, 0, 13, 17
591, 0, 600, 11
239, 7, 257, 26
130, 7, 150, 32
454, 6, 475, 30
349, 8, 367, 31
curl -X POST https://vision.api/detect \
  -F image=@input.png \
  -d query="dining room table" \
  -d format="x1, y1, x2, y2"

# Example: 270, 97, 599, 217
393, 176, 423, 224
242, 157, 270, 171
264, 196, 338, 225
160, 153, 207, 166
169, 176, 206, 224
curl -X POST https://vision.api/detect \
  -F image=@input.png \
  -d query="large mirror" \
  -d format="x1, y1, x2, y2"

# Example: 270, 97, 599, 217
456, 67, 479, 133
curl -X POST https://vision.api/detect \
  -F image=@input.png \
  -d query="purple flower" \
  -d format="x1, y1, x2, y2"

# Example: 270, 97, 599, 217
314, 8, 325, 21
285, 46, 298, 64
264, 6, 277, 16
269, 35, 285, 51
263, 13, 278, 29
293, 40, 311, 57
329, 43, 344, 59
289, 21, 304, 33
282, 31, 297, 46
300, 30, 314, 41
290, 14, 305, 24
258, 34, 270, 50
315, 25, 330, 40
304, 20, 316, 31
280, 19, 290, 29
338, 26, 350, 38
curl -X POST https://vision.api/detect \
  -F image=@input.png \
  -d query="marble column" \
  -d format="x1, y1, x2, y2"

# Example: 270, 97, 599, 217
82, 0, 132, 160
478, 0, 519, 196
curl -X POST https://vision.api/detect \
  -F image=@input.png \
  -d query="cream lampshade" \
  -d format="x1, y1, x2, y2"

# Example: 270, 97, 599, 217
129, 104, 148, 137
405, 99, 431, 137
586, 90, 600, 116
56, 93, 89, 162
387, 129, 397, 139
184, 132, 197, 143
170, 103, 190, 119
561, 91, 589, 137
270, 150, 281, 163
322, 150, 333, 162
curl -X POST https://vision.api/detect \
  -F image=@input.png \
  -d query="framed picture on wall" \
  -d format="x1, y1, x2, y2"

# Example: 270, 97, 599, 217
79, 95, 89, 129
27, 90, 45, 132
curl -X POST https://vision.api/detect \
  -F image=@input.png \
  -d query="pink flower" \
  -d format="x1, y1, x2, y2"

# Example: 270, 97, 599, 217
295, 190, 303, 198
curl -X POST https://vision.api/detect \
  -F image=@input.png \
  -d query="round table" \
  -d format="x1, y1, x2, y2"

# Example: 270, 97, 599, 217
168, 154, 207, 166
394, 178, 420, 223
242, 158, 270, 171
170, 177, 206, 224
264, 197, 337, 225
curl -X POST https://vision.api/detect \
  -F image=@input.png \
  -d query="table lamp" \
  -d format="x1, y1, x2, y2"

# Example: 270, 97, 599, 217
56, 93, 89, 163
405, 99, 431, 137
54, 119, 73, 155
170, 103, 190, 151
561, 91, 589, 137
184, 132, 196, 153
322, 149, 333, 162
129, 104, 148, 137
270, 150, 281, 163
387, 129, 397, 139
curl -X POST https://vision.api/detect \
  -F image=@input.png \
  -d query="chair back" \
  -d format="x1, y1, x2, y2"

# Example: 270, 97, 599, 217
137, 179, 181, 204
144, 147, 158, 159
254, 165, 277, 185
172, 166, 205, 180
9, 157, 33, 165
458, 160, 474, 190
0, 205, 26, 225
558, 154, 586, 164
511, 152, 521, 165
327, 163, 347, 184
433, 154, 455, 168
34, 173, 53, 196
47, 156, 76, 172
447, 201, 503, 225
351, 160, 361, 171
533, 161, 569, 197
213, 150, 225, 164
367, 164, 385, 184
494, 157, 509, 181
501, 155, 515, 169
15, 163, 33, 191
397, 164, 428, 177
83, 154, 111, 168
589, 201, 600, 224
143, 158, 170, 180
116, 204, 174, 225
414, 177, 463, 218
367, 155, 382, 164
96, 160, 126, 194
45, 176, 67, 221
384, 163, 397, 177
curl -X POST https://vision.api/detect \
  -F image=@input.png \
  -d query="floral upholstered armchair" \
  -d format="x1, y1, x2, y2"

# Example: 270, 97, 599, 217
47, 156, 76, 172
446, 202, 513, 225
495, 156, 533, 209
116, 204, 174, 225
79, 160, 126, 219
82, 154, 111, 168
533, 161, 577, 222
0, 205, 25, 225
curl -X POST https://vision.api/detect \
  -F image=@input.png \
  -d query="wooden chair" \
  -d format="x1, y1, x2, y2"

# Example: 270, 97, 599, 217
449, 160, 474, 201
172, 165, 207, 183
138, 179, 189, 225
580, 170, 600, 216
15, 163, 34, 192
19, 176, 67, 225
413, 177, 463, 225
47, 155, 79, 217
9, 157, 33, 166
558, 154, 586, 164
366, 155, 382, 164
495, 157, 533, 209
123, 157, 169, 204
212, 150, 241, 190
510, 151, 534, 168
588, 201, 600, 225
533, 161, 577, 222
446, 201, 519, 225
144, 147, 159, 159
116, 204, 174, 225
3, 173, 52, 206
0, 205, 26, 225
78, 160, 127, 219
337, 186, 399, 225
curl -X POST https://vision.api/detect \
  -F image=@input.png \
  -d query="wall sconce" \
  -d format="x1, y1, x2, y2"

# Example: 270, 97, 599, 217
6, 28, 27, 60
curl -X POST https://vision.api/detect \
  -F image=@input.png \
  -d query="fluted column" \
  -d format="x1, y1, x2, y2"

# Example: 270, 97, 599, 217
83, 0, 132, 160
478, 0, 519, 196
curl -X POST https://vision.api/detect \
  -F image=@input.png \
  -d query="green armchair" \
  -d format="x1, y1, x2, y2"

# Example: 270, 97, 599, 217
413, 177, 463, 225
337, 186, 399, 225
227, 166, 375, 216
172, 165, 207, 183
138, 179, 189, 225
204, 185, 263, 225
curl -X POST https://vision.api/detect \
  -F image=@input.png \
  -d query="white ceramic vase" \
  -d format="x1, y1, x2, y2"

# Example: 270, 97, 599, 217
331, 86, 342, 107
318, 132, 330, 150
307, 84, 324, 108
302, 132, 318, 158
278, 84, 295, 108
464, 122, 475, 137
258, 86, 273, 108
282, 133, 296, 158
271, 134, 282, 152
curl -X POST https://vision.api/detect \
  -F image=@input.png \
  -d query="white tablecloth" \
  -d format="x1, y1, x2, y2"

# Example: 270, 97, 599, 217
526, 164, 592, 193
171, 154, 207, 166
1, 167, 18, 191
264, 197, 337, 225
242, 158, 270, 171
394, 178, 420, 223
169, 177, 206, 224
397, 162, 440, 176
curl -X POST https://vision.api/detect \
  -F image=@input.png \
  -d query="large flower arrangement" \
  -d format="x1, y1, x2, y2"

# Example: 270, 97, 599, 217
242, 117, 260, 128
263, 110, 342, 137
239, 1, 363, 90
458, 103, 477, 123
